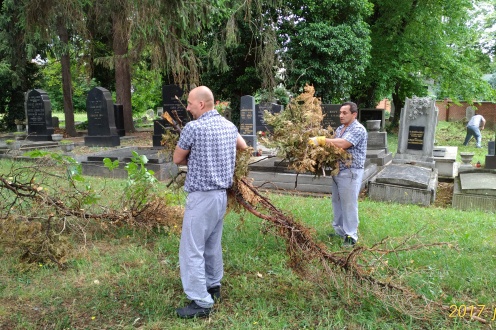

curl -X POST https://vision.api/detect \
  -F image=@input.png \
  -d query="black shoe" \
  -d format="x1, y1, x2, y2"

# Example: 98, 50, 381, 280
328, 232, 343, 239
207, 286, 221, 302
343, 235, 356, 247
176, 301, 211, 319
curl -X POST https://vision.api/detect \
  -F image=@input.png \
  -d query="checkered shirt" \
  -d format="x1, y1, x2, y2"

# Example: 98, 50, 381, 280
178, 110, 238, 193
335, 119, 367, 170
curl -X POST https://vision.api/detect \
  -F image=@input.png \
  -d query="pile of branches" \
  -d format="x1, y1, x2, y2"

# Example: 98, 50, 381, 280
260, 84, 350, 176
0, 156, 183, 270
229, 148, 496, 324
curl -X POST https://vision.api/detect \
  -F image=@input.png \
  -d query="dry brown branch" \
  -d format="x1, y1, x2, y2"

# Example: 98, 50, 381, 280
227, 171, 450, 321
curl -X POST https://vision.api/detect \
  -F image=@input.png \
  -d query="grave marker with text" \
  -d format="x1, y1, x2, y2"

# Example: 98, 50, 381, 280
84, 87, 120, 147
25, 89, 54, 141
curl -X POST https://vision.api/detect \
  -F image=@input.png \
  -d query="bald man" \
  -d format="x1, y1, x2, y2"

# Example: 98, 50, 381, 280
174, 86, 247, 318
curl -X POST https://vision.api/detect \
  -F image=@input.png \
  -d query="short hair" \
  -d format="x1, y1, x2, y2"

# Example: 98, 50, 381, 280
341, 102, 358, 114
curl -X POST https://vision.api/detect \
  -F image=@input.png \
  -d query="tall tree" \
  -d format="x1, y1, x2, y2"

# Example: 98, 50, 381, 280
277, 0, 373, 102
351, 0, 495, 124
0, 0, 40, 130
87, 0, 234, 132
25, 0, 87, 136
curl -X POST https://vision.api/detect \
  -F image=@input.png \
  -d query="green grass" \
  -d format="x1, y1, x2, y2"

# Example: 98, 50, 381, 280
52, 112, 88, 127
1, 121, 496, 329
1, 194, 495, 329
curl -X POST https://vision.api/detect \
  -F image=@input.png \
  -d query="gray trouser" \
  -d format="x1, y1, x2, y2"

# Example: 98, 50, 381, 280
179, 190, 226, 308
331, 168, 363, 241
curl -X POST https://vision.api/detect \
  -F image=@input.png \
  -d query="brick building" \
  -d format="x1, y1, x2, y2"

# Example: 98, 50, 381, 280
435, 100, 496, 130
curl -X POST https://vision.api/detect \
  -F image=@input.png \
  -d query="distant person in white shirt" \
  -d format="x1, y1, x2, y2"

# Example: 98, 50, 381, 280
463, 112, 486, 148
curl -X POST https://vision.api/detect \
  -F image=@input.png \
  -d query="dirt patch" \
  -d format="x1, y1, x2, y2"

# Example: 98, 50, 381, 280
433, 182, 454, 208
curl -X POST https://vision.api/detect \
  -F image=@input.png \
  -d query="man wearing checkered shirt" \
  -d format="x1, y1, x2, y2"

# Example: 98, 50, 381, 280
308, 102, 367, 247
173, 86, 247, 319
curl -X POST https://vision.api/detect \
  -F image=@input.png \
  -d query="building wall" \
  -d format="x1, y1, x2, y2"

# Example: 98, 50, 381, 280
436, 100, 496, 130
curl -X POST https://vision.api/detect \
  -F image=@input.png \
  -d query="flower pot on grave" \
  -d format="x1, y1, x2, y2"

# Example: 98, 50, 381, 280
51, 134, 63, 142
366, 120, 381, 132
459, 152, 474, 167
59, 142, 75, 152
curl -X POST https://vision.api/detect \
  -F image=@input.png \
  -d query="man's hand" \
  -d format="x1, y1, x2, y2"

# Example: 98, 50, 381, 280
308, 136, 327, 146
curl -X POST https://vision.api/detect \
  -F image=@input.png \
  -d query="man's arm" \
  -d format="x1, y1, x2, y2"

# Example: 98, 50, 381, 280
236, 133, 248, 150
480, 116, 486, 130
327, 138, 353, 150
173, 145, 190, 165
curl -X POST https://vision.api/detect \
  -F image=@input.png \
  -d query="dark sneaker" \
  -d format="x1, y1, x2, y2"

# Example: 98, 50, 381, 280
328, 232, 343, 239
207, 286, 221, 302
176, 301, 211, 319
343, 235, 356, 247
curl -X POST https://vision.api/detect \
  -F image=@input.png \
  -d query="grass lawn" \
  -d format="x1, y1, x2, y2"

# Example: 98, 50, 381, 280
52, 112, 88, 126
0, 120, 495, 329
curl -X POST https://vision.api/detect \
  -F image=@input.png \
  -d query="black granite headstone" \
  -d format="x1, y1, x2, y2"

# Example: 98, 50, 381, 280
84, 87, 120, 147
359, 108, 385, 130
52, 116, 59, 129
255, 103, 282, 133
321, 104, 341, 131
407, 126, 424, 150
240, 95, 257, 152
162, 85, 189, 127
488, 141, 495, 156
25, 89, 54, 141
113, 104, 125, 137
487, 141, 496, 169
152, 119, 175, 147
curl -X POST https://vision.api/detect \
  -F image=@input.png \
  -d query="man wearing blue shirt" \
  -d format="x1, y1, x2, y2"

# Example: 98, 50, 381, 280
173, 86, 247, 318
309, 102, 367, 247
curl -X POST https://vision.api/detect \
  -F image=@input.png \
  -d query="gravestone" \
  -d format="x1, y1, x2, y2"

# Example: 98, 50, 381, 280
162, 84, 189, 127
359, 108, 385, 130
25, 89, 54, 141
368, 164, 437, 206
452, 170, 496, 212
465, 106, 476, 122
157, 107, 164, 118
152, 119, 174, 148
321, 104, 341, 131
394, 96, 438, 168
368, 97, 439, 206
255, 103, 283, 133
432, 146, 458, 179
52, 116, 59, 129
84, 87, 120, 147
486, 135, 496, 169
366, 120, 392, 166
240, 95, 257, 153
114, 104, 125, 137
81, 147, 177, 181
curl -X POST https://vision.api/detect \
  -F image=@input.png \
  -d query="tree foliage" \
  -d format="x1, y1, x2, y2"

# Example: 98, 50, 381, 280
352, 0, 495, 123
0, 0, 41, 130
276, 0, 372, 102
1, 0, 495, 133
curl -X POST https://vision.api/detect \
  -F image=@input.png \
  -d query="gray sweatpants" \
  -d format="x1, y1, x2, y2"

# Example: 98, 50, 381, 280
331, 168, 363, 241
179, 190, 227, 308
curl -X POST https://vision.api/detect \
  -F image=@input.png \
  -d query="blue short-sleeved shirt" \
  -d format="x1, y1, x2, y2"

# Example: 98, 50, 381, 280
335, 120, 367, 170
178, 110, 239, 193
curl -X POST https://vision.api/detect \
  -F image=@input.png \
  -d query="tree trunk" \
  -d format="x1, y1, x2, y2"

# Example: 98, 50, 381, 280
391, 82, 404, 127
57, 17, 77, 137
113, 12, 135, 132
